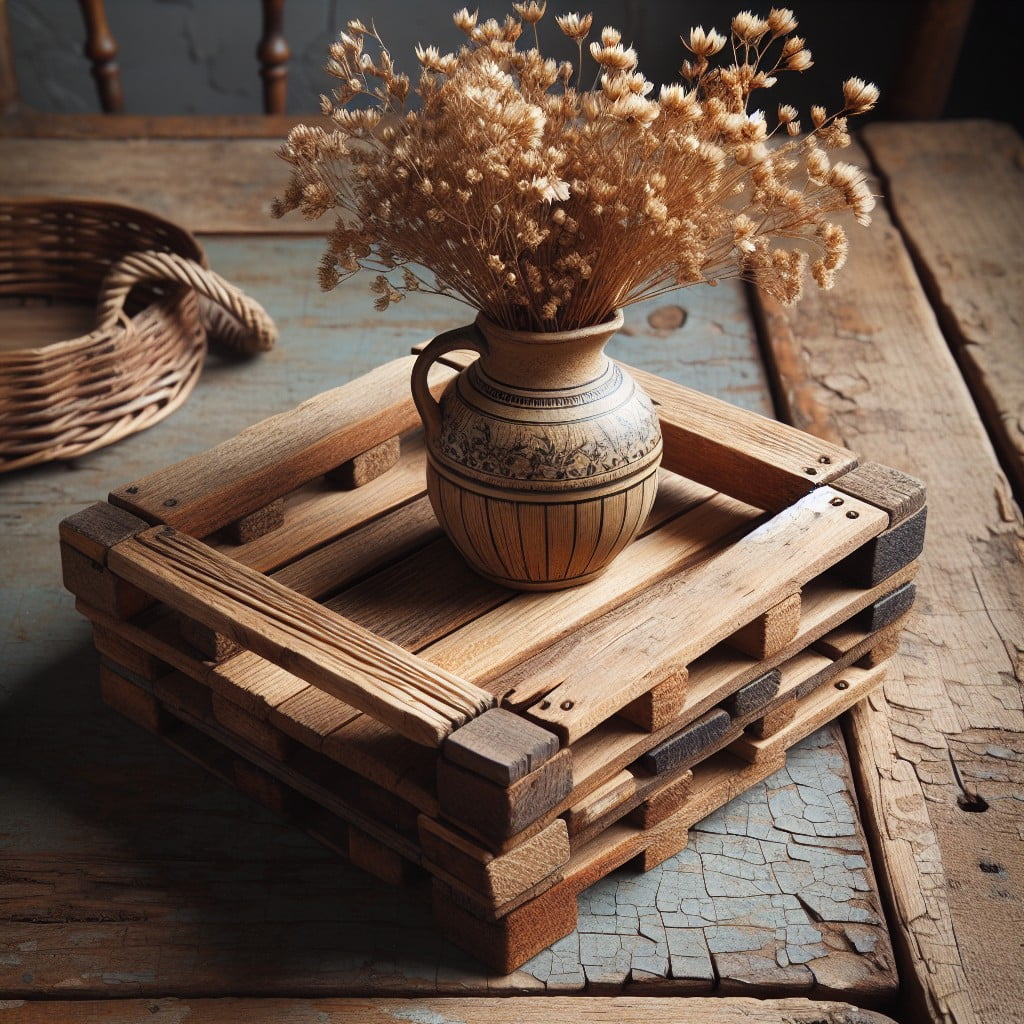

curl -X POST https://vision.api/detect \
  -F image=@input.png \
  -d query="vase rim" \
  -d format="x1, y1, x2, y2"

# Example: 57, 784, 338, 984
474, 308, 624, 345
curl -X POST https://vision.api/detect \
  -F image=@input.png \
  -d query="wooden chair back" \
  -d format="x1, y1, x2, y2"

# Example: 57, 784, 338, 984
0, 0, 289, 116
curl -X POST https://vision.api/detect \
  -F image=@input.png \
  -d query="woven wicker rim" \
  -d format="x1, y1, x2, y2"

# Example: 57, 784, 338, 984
0, 198, 277, 473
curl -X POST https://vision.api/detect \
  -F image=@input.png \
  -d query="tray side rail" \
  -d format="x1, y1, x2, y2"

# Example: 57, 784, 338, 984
106, 525, 494, 747
108, 355, 457, 537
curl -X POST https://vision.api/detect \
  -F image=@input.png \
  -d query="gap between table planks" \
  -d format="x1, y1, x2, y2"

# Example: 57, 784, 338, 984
754, 133, 1024, 1024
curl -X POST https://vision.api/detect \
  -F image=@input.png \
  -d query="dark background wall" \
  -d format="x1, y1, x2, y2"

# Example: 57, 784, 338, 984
7, 0, 1021, 131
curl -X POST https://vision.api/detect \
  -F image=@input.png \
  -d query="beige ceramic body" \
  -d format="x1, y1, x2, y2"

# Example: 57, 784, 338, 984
411, 311, 663, 591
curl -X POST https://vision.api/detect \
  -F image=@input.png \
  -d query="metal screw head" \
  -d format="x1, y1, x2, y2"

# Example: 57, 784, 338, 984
539, 700, 551, 711
819, 455, 832, 464
830, 496, 844, 506
560, 700, 574, 711
846, 510, 859, 519
163, 498, 178, 508
804, 467, 818, 476
835, 680, 849, 690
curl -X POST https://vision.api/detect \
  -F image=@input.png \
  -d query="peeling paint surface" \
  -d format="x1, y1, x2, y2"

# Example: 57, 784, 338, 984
518, 726, 893, 996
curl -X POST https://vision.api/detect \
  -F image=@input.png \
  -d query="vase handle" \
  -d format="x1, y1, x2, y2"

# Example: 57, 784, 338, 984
411, 321, 488, 444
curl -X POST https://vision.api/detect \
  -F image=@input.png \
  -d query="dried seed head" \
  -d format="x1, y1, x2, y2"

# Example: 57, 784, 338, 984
555, 11, 592, 40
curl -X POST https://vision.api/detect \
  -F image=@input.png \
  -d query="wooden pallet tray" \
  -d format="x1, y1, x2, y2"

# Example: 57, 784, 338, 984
59, 354, 926, 974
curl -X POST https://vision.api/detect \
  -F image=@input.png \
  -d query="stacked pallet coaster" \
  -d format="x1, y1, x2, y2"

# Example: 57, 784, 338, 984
59, 354, 926, 974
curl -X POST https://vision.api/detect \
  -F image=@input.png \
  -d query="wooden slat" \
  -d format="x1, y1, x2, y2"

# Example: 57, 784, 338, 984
863, 120, 1024, 499
109, 357, 455, 537
757, 134, 1024, 1024
626, 363, 859, 509
214, 439, 433, 575
422, 489, 761, 687
0, 996, 901, 1024
108, 527, 493, 747
517, 486, 886, 742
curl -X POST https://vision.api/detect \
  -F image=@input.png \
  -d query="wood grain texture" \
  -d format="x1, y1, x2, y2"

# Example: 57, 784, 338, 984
727, 593, 801, 659
520, 487, 885, 741
863, 120, 1024, 497
58, 501, 150, 564
758, 135, 1024, 1024
0, 996, 901, 1024
419, 816, 569, 905
443, 707, 560, 786
108, 527, 494, 747
109, 357, 454, 536
0, 138, 314, 231
437, 748, 573, 840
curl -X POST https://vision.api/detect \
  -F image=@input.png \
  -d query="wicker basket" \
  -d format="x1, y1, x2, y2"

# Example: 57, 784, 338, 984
0, 198, 277, 473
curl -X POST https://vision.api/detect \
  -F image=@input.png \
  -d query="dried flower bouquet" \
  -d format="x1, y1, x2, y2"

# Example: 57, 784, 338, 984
274, 5, 879, 332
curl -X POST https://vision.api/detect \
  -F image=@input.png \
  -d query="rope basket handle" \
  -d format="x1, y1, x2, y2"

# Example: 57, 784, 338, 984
96, 250, 278, 354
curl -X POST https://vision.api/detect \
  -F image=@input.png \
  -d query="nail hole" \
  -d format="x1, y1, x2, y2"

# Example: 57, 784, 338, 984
846, 510, 859, 519
163, 498, 178, 508
819, 455, 832, 464
830, 497, 844, 506
834, 680, 849, 691
804, 467, 818, 476
125, 485, 139, 494
958, 793, 989, 813
979, 861, 1003, 874
560, 700, 574, 711
539, 700, 551, 711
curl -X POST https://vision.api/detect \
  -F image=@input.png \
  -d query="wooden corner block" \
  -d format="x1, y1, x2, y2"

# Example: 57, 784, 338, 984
224, 498, 285, 544
326, 436, 401, 490
419, 816, 569, 906
634, 816, 690, 872
837, 504, 926, 588
443, 707, 559, 786
746, 697, 798, 740
152, 670, 214, 720
178, 613, 240, 662
431, 877, 578, 975
727, 593, 801, 659
832, 461, 926, 525
639, 707, 732, 776
348, 825, 419, 887
233, 759, 297, 818
857, 625, 904, 667
856, 581, 917, 633
60, 541, 152, 619
721, 668, 782, 719
92, 623, 171, 682
437, 747, 572, 840
629, 770, 693, 830
211, 692, 292, 761
99, 663, 171, 735
617, 669, 688, 730
59, 501, 151, 565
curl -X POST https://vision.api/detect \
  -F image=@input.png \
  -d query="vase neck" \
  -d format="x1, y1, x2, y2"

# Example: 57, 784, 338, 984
475, 312, 623, 390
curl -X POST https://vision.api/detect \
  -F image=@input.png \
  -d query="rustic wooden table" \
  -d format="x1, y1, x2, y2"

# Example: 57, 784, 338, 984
0, 116, 1020, 1024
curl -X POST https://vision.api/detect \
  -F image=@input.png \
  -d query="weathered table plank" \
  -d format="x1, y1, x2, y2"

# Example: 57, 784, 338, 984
861, 120, 1024, 499
0, 995, 900, 1024
755, 138, 1024, 1024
